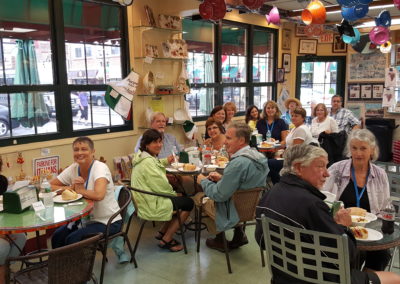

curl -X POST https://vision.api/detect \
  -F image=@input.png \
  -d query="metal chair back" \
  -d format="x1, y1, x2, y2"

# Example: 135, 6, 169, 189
261, 215, 351, 284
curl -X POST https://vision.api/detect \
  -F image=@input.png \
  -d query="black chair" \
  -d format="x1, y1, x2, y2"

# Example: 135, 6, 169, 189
6, 233, 102, 284
128, 186, 188, 266
98, 186, 136, 284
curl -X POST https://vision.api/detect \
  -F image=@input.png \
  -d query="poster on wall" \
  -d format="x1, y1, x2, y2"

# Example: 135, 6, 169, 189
348, 84, 361, 100
348, 53, 386, 82
33, 156, 60, 176
385, 67, 398, 87
360, 84, 372, 99
382, 87, 396, 107
365, 103, 384, 118
347, 105, 362, 119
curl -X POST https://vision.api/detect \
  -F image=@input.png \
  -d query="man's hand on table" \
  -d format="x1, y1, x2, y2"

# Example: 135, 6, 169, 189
197, 172, 222, 184
334, 208, 352, 227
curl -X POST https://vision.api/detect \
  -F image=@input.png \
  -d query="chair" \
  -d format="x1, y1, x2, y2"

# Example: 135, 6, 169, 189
128, 186, 188, 265
260, 215, 351, 284
98, 186, 136, 284
195, 187, 264, 273
6, 233, 102, 284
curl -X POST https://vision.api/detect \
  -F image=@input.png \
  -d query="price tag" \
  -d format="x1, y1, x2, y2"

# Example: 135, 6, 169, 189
144, 56, 154, 64
32, 201, 46, 212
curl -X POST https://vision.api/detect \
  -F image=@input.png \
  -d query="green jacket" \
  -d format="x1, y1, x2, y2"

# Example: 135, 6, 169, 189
131, 150, 177, 221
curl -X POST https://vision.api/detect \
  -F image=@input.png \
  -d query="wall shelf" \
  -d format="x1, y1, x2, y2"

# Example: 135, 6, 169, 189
132, 25, 182, 33
134, 57, 187, 61
136, 93, 185, 97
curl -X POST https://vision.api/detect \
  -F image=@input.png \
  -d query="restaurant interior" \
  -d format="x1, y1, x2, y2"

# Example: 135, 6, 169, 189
1, 0, 400, 283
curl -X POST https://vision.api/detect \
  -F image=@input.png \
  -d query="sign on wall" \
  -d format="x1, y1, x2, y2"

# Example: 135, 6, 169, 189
318, 32, 333, 43
32, 156, 60, 176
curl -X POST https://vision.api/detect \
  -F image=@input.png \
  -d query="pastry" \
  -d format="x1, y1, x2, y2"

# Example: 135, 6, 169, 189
349, 207, 367, 217
350, 226, 368, 239
62, 189, 78, 201
183, 164, 196, 171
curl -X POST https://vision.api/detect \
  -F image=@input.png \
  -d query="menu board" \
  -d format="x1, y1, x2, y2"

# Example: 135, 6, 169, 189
348, 52, 387, 82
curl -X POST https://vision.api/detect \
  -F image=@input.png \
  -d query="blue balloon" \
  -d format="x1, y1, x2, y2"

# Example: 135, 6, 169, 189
375, 10, 391, 27
341, 4, 369, 21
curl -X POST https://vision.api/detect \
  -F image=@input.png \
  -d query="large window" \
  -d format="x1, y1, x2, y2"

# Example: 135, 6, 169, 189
0, 0, 129, 145
183, 19, 277, 119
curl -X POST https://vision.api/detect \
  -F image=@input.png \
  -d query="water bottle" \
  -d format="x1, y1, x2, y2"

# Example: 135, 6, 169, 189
219, 145, 229, 160
266, 130, 272, 142
202, 146, 212, 166
41, 178, 53, 208
381, 199, 395, 234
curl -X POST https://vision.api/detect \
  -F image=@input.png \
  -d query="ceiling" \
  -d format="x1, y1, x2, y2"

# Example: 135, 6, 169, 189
226, 0, 400, 26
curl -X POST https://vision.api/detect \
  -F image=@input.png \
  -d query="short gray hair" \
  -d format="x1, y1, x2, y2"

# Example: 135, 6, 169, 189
150, 112, 166, 123
345, 128, 379, 161
280, 144, 328, 176
228, 121, 251, 144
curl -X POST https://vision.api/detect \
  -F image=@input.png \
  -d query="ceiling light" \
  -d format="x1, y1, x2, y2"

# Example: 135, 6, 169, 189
230, 27, 239, 30
0, 28, 37, 33
355, 18, 400, 28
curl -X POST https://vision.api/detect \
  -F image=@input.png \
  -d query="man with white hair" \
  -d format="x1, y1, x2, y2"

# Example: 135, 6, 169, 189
135, 112, 182, 158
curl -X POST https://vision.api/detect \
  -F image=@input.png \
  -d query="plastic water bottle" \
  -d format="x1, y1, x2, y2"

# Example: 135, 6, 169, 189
41, 178, 53, 208
266, 130, 272, 141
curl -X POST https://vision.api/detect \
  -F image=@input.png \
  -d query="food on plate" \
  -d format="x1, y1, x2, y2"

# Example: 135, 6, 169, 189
216, 156, 229, 163
349, 207, 367, 217
352, 216, 368, 223
350, 226, 368, 239
183, 163, 196, 171
260, 142, 274, 148
62, 189, 78, 201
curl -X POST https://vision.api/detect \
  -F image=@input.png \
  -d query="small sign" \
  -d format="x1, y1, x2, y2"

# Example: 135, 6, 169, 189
144, 56, 154, 64
32, 201, 46, 212
318, 32, 334, 43
33, 156, 60, 177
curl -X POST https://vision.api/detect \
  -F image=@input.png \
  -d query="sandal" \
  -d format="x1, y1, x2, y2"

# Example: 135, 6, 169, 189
158, 238, 183, 252
155, 231, 165, 240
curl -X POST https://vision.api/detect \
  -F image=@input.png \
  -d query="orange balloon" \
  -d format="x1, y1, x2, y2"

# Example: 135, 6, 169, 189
302, 0, 326, 25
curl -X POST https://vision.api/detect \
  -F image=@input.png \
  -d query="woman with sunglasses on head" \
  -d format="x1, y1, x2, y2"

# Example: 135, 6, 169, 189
203, 118, 226, 151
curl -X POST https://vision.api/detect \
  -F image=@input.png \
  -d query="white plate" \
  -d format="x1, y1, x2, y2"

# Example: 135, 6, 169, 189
53, 194, 83, 203
258, 144, 274, 149
166, 168, 179, 173
178, 167, 201, 173
363, 212, 377, 222
356, 228, 383, 242
38, 192, 57, 199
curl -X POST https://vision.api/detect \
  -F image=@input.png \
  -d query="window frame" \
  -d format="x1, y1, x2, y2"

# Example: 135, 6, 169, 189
0, 0, 131, 146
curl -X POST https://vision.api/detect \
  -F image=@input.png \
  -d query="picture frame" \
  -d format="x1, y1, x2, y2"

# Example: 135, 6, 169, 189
360, 84, 372, 99
372, 84, 384, 99
396, 46, 400, 65
282, 29, 291, 50
332, 35, 347, 53
276, 68, 285, 83
348, 84, 361, 100
282, 53, 291, 73
298, 39, 317, 54
295, 24, 307, 37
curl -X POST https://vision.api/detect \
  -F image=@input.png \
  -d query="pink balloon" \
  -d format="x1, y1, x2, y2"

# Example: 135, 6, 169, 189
394, 0, 400, 9
266, 6, 280, 25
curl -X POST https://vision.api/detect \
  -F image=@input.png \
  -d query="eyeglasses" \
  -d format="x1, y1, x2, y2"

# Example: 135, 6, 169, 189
207, 126, 219, 131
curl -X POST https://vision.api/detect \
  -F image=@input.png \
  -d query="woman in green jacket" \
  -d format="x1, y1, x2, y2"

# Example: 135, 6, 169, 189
131, 129, 194, 252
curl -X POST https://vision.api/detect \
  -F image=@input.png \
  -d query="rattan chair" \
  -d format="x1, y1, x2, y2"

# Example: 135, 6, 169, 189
6, 233, 102, 284
128, 186, 188, 266
261, 215, 352, 284
98, 186, 135, 284
195, 187, 264, 273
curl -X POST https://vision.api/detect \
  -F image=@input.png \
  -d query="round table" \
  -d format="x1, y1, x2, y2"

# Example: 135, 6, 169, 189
357, 219, 400, 251
0, 199, 94, 234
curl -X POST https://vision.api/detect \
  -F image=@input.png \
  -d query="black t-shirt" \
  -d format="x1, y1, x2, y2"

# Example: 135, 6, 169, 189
339, 180, 371, 212
256, 118, 288, 141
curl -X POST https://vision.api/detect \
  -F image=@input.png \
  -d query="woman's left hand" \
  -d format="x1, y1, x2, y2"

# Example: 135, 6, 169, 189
167, 155, 176, 164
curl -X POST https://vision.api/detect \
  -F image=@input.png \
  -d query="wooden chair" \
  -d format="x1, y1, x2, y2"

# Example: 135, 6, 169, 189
6, 233, 102, 284
195, 187, 264, 273
127, 186, 188, 266
98, 186, 135, 284
260, 215, 351, 284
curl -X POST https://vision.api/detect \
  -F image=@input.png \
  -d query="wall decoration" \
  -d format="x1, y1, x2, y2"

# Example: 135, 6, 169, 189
365, 103, 384, 118
348, 84, 360, 100
282, 29, 291, 50
144, 44, 159, 58
372, 84, 384, 99
298, 39, 317, 54
296, 24, 307, 37
347, 104, 362, 119
385, 67, 397, 87
276, 68, 285, 83
348, 52, 387, 82
360, 84, 372, 99
395, 45, 400, 65
382, 87, 396, 107
144, 5, 156, 27
158, 15, 182, 30
318, 32, 334, 43
332, 35, 347, 53
282, 53, 291, 73
162, 39, 188, 58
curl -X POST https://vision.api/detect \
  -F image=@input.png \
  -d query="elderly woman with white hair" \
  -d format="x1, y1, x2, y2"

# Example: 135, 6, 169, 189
323, 128, 391, 271
255, 144, 400, 284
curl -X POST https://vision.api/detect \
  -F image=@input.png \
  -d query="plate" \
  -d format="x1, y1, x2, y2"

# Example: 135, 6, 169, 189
258, 144, 274, 149
166, 168, 179, 173
356, 228, 383, 242
38, 192, 57, 199
178, 167, 201, 173
53, 194, 83, 203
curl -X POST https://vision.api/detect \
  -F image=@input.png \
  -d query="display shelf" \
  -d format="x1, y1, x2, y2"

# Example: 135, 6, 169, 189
131, 25, 182, 33
136, 93, 185, 97
134, 56, 187, 61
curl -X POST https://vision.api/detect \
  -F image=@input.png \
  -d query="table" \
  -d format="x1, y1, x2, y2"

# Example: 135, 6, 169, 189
166, 168, 201, 196
357, 219, 400, 251
0, 199, 94, 234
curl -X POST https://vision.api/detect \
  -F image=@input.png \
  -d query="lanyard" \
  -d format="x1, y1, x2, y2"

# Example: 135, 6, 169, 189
78, 160, 94, 190
266, 121, 275, 134
351, 166, 369, 208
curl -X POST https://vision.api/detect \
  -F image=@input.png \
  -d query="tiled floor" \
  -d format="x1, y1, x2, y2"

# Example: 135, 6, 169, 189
93, 219, 271, 284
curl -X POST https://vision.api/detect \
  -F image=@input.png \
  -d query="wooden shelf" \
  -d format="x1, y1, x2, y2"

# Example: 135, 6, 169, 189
131, 25, 182, 33
134, 56, 187, 61
136, 93, 185, 97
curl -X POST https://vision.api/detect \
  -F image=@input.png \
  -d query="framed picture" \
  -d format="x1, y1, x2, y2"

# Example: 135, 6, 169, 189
298, 39, 317, 54
396, 46, 400, 65
372, 84, 384, 99
360, 84, 372, 99
276, 68, 285, 83
282, 29, 291, 50
348, 84, 361, 100
282, 53, 291, 73
296, 24, 307, 37
332, 35, 347, 53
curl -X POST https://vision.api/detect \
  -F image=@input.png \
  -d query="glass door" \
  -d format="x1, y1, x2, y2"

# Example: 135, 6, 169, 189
295, 56, 346, 116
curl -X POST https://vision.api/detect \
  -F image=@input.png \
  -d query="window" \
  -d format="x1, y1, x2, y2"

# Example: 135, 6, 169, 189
183, 19, 277, 119
0, 0, 130, 145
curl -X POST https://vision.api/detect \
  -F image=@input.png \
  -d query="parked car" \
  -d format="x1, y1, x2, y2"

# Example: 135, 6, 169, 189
0, 105, 20, 136
44, 94, 80, 117
91, 91, 106, 106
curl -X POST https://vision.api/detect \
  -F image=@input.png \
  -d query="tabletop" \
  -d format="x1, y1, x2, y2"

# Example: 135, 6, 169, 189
0, 199, 94, 234
357, 219, 400, 251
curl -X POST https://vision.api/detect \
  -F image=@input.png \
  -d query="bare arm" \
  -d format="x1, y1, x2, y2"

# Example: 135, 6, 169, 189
49, 178, 71, 192
74, 177, 108, 201
280, 130, 288, 146
292, 138, 304, 145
